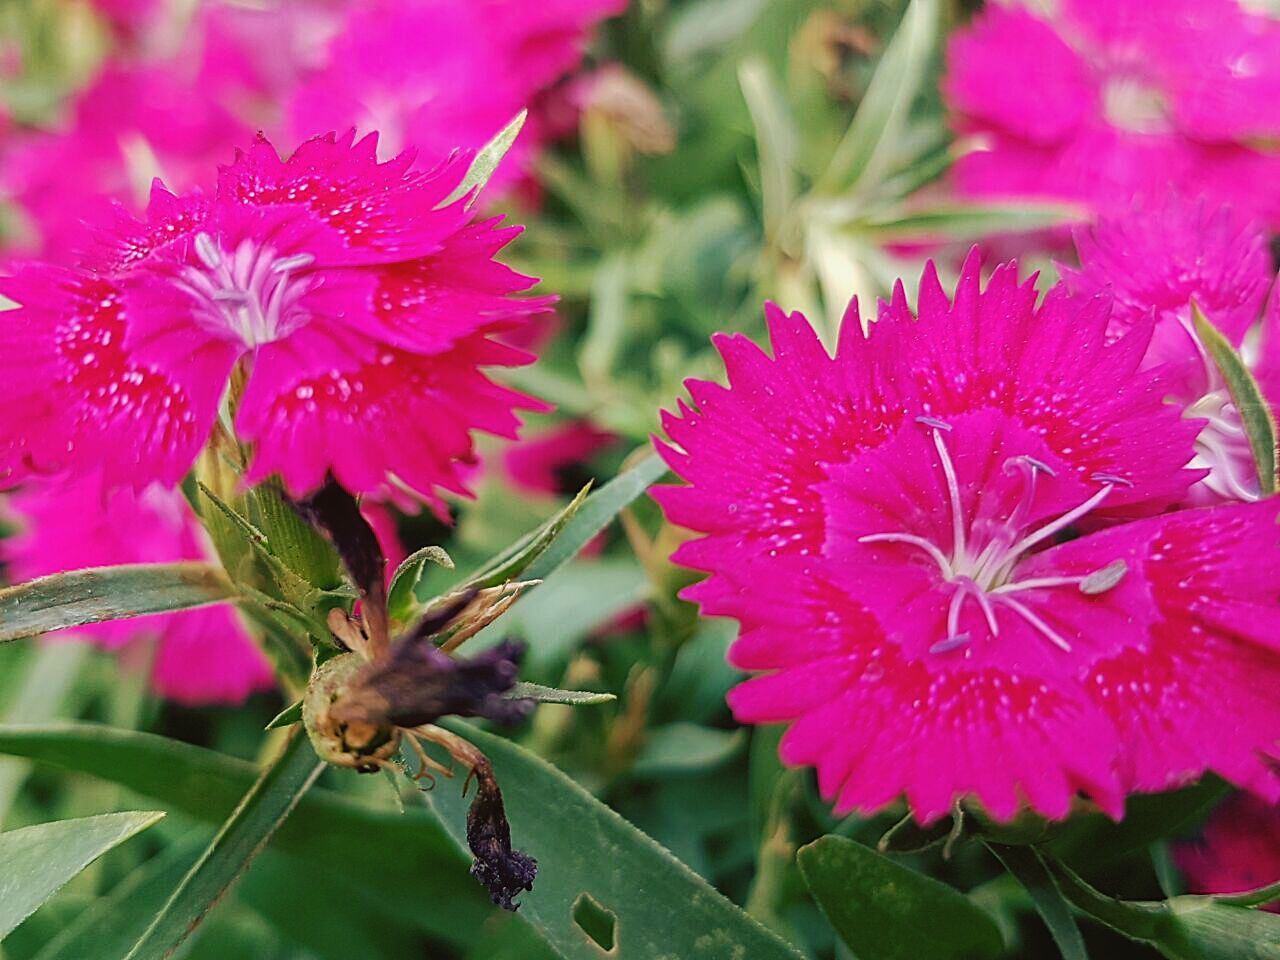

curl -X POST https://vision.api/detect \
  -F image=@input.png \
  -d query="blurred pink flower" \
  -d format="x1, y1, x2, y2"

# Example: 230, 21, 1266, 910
943, 0, 1280, 224
1176, 792, 1280, 908
2, 479, 271, 704
655, 255, 1280, 823
0, 132, 549, 506
287, 0, 625, 191
4, 64, 251, 259
1062, 200, 1276, 503
503, 421, 615, 495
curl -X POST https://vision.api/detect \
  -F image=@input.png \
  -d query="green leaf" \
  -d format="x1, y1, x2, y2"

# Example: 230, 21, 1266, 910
521, 453, 669, 583
0, 811, 164, 940
421, 720, 806, 960
988, 844, 1089, 960
1192, 302, 1279, 495
860, 201, 1084, 241
265, 700, 303, 729
798, 834, 1004, 960
124, 732, 324, 959
1215, 878, 1280, 910
0, 563, 234, 642
34, 839, 203, 960
818, 0, 941, 194
387, 545, 454, 623
1047, 856, 1280, 960
578, 253, 630, 383
0, 723, 491, 944
632, 722, 745, 777
738, 57, 798, 239
462, 482, 594, 593
506, 682, 616, 706
442, 110, 527, 207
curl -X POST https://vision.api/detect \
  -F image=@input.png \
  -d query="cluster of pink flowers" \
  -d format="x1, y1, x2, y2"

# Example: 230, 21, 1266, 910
0, 0, 626, 703
656, 203, 1280, 821
944, 0, 1280, 225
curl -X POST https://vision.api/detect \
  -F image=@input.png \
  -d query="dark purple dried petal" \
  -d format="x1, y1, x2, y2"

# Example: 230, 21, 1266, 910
366, 640, 533, 728
465, 759, 537, 910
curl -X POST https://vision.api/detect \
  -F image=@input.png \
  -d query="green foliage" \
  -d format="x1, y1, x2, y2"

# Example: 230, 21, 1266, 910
0, 563, 234, 642
0, 811, 164, 941
799, 834, 1006, 960
420, 721, 805, 960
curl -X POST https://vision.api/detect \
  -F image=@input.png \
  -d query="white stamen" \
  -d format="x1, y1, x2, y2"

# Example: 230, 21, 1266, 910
859, 532, 953, 577
194, 232, 222, 270
995, 595, 1073, 652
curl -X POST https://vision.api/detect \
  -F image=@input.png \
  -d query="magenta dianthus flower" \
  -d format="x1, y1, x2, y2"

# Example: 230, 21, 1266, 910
287, 0, 625, 193
655, 255, 1280, 823
943, 0, 1280, 224
0, 132, 549, 504
2, 479, 271, 704
1175, 793, 1280, 908
1062, 200, 1276, 503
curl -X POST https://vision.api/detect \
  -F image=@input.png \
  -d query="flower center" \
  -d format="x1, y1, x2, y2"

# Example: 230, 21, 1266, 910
860, 416, 1128, 656
177, 232, 317, 349
1101, 75, 1170, 134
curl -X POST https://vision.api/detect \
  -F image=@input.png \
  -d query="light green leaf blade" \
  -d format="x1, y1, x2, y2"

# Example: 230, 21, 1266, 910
464, 482, 594, 592
0, 723, 491, 943
34, 839, 203, 960
387, 545, 454, 623
738, 57, 798, 239
506, 682, 616, 706
988, 844, 1088, 960
123, 733, 324, 960
818, 0, 941, 194
421, 720, 806, 960
264, 700, 303, 730
0, 563, 234, 642
441, 110, 528, 207
522, 452, 669, 583
861, 200, 1084, 241
799, 834, 1005, 960
0, 810, 164, 940
1192, 303, 1279, 495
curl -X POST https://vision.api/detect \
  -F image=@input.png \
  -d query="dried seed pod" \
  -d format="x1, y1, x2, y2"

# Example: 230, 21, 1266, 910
302, 653, 401, 772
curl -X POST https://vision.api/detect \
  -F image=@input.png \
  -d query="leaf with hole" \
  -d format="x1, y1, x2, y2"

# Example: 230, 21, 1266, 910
419, 720, 805, 960
0, 811, 164, 941
0, 563, 234, 642
799, 834, 1005, 960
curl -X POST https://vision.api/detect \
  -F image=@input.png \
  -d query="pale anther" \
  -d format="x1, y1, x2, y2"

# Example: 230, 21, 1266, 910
1079, 560, 1128, 595
272, 253, 316, 274
915, 415, 952, 431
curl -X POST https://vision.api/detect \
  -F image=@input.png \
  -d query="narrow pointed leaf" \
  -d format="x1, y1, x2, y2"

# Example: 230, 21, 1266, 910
0, 723, 490, 942
442, 110, 528, 207
265, 700, 303, 729
988, 844, 1089, 960
0, 811, 164, 940
521, 453, 668, 583
420, 720, 806, 960
739, 58, 798, 239
1192, 303, 1279, 495
462, 483, 594, 594
123, 732, 324, 960
387, 546, 454, 622
0, 563, 234, 642
799, 834, 1004, 960
506, 682, 616, 705
818, 0, 941, 194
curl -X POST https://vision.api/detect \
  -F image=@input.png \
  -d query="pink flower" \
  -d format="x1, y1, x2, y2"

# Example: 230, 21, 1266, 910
0, 132, 550, 506
655, 255, 1280, 823
943, 0, 1280, 224
1062, 200, 1276, 503
503, 420, 615, 495
2, 479, 272, 704
1176, 793, 1280, 908
4, 65, 252, 259
287, 0, 625, 192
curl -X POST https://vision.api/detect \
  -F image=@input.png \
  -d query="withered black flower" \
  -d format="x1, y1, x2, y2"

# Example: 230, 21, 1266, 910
372, 639, 534, 728
465, 759, 538, 910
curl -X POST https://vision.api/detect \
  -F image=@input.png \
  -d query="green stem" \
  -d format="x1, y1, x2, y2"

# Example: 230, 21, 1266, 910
123, 732, 323, 960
